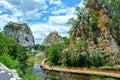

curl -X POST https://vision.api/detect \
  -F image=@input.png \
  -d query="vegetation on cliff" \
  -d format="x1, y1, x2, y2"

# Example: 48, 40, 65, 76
45, 0, 120, 68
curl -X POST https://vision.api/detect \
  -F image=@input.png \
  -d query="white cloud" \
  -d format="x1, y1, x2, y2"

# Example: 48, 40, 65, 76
0, 0, 84, 44
25, 9, 42, 20
78, 0, 85, 8
0, 0, 13, 9
0, 0, 48, 21
52, 7, 75, 15
49, 0, 62, 5
30, 22, 70, 44
48, 14, 76, 25
0, 14, 20, 31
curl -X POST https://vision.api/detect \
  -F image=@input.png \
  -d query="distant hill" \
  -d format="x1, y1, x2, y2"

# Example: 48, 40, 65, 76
42, 31, 64, 46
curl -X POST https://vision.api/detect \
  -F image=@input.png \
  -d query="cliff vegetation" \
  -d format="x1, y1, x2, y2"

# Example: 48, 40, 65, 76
45, 0, 120, 69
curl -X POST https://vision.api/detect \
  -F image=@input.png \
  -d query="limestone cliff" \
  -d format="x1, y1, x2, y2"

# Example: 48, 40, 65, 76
42, 31, 64, 46
62, 0, 120, 65
4, 21, 35, 50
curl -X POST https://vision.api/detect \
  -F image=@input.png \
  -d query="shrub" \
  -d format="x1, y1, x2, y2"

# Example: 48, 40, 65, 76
0, 32, 29, 77
45, 43, 64, 65
0, 54, 20, 69
34, 44, 46, 51
85, 52, 108, 68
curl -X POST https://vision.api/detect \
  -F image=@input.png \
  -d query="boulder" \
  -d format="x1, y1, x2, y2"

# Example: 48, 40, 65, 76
0, 63, 21, 80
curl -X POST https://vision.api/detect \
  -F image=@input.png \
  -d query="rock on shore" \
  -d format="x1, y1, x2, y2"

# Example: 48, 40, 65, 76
0, 63, 21, 80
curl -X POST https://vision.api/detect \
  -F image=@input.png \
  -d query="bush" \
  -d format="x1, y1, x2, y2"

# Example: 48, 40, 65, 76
0, 54, 23, 76
45, 43, 64, 65
63, 37, 70, 48
85, 52, 108, 68
0, 54, 20, 69
34, 44, 45, 51
61, 51, 108, 68
75, 41, 87, 49
0, 32, 29, 77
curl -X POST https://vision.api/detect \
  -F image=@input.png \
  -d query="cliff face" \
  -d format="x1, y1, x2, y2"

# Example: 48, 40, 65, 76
42, 32, 64, 46
62, 0, 120, 65
85, 0, 120, 64
4, 21, 35, 50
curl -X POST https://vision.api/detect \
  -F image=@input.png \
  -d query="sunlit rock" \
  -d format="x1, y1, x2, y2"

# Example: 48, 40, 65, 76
4, 21, 35, 50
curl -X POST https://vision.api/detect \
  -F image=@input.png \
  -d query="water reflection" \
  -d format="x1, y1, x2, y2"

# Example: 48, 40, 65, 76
45, 70, 118, 80
33, 62, 53, 80
45, 70, 90, 80
33, 52, 53, 80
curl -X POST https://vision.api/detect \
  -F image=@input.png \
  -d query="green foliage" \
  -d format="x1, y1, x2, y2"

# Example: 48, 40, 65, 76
45, 43, 64, 65
23, 69, 41, 80
0, 54, 20, 69
0, 32, 28, 62
104, 78, 116, 80
34, 44, 46, 51
85, 52, 108, 68
67, 18, 76, 25
61, 51, 108, 68
45, 0, 118, 69
45, 37, 70, 65
68, 53, 86, 67
89, 11, 99, 29
63, 37, 70, 48
75, 41, 87, 49
110, 1, 120, 29
67, 7, 85, 38
106, 61, 114, 67
5, 24, 22, 30
0, 32, 34, 77
107, 20, 114, 29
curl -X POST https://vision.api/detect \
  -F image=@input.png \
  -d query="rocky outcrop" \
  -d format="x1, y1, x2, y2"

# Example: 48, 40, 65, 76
85, 0, 120, 64
0, 63, 21, 80
4, 21, 35, 50
62, 0, 120, 65
42, 32, 64, 46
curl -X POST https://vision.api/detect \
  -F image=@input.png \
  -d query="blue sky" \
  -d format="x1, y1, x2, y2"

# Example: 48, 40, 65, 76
0, 0, 84, 44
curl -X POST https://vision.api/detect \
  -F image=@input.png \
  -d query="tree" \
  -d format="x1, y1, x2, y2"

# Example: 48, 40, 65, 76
0, 32, 29, 76
45, 43, 64, 65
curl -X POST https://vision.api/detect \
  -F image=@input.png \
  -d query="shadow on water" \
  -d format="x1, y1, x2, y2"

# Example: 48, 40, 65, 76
33, 52, 118, 80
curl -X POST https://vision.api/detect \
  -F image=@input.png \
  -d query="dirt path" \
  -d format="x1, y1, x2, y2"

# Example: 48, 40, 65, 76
40, 58, 120, 78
